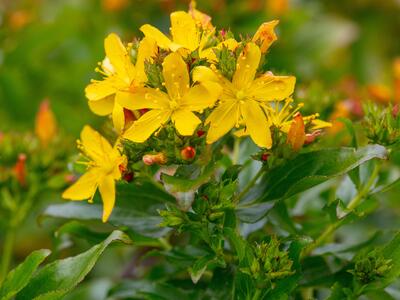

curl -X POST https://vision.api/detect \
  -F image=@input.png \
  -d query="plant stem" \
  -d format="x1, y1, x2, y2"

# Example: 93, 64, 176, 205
251, 288, 262, 300
0, 225, 16, 283
232, 138, 240, 165
301, 162, 382, 258
235, 166, 265, 204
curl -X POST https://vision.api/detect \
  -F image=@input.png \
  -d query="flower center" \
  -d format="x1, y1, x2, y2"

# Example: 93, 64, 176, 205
169, 99, 179, 110
236, 90, 246, 101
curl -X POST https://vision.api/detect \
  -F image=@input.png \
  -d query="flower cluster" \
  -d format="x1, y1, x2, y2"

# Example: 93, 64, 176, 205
62, 2, 330, 221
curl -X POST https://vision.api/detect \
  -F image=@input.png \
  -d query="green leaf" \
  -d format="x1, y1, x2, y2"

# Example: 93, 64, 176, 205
379, 232, 400, 287
0, 249, 51, 300
42, 180, 174, 237
16, 231, 130, 300
188, 255, 216, 284
161, 157, 221, 192
257, 145, 387, 202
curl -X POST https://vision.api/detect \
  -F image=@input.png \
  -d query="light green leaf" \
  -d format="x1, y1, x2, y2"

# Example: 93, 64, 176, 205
16, 230, 130, 300
0, 249, 50, 300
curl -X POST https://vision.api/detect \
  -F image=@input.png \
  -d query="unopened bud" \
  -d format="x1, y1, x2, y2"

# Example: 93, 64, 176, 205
13, 153, 27, 186
119, 163, 134, 182
287, 113, 305, 151
35, 99, 57, 147
252, 20, 279, 53
142, 152, 167, 166
261, 153, 269, 161
65, 174, 76, 184
197, 130, 205, 137
392, 104, 399, 118
304, 130, 322, 145
181, 146, 196, 161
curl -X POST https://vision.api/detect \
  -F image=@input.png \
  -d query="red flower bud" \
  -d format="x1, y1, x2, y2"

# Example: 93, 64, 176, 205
393, 104, 399, 118
261, 153, 269, 161
197, 130, 205, 137
305, 130, 322, 145
13, 153, 27, 186
142, 153, 167, 166
181, 146, 196, 161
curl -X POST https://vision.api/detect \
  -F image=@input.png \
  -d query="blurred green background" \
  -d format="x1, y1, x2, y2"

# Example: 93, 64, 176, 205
0, 0, 399, 135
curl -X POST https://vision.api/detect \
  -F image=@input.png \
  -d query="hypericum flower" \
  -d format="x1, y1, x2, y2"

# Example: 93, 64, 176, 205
286, 113, 305, 151
35, 99, 57, 147
117, 52, 222, 142
140, 11, 213, 58
193, 42, 295, 148
85, 33, 157, 133
62, 126, 127, 222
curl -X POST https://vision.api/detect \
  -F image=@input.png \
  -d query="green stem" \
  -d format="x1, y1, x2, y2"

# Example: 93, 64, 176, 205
251, 288, 262, 300
301, 162, 382, 258
0, 226, 16, 283
232, 138, 240, 165
235, 166, 265, 204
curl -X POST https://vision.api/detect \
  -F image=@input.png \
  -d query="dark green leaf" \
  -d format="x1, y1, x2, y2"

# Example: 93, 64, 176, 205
258, 145, 387, 202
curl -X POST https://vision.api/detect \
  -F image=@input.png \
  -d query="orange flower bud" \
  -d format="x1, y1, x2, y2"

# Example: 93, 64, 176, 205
35, 99, 57, 147
142, 153, 167, 166
367, 84, 392, 104
189, 1, 213, 30
287, 113, 305, 151
181, 146, 196, 161
266, 0, 289, 16
102, 0, 128, 12
13, 153, 27, 186
252, 20, 279, 53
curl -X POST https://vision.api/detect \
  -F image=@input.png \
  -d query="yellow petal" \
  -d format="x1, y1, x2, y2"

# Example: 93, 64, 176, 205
232, 42, 261, 90
252, 20, 279, 53
99, 175, 115, 222
170, 11, 199, 51
192, 66, 219, 83
242, 100, 272, 148
88, 96, 114, 116
116, 88, 169, 111
206, 101, 239, 144
80, 125, 113, 162
123, 110, 171, 143
104, 33, 136, 83
188, 1, 213, 30
85, 77, 120, 101
180, 82, 221, 111
112, 102, 125, 134
201, 38, 239, 61
249, 75, 296, 101
162, 52, 190, 100
171, 109, 201, 136
135, 37, 158, 83
62, 170, 99, 201
140, 24, 172, 50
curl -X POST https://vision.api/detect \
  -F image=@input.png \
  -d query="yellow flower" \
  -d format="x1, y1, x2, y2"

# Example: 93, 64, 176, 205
140, 11, 213, 58
85, 33, 157, 133
188, 0, 214, 31
62, 126, 126, 222
193, 42, 295, 148
116, 52, 222, 142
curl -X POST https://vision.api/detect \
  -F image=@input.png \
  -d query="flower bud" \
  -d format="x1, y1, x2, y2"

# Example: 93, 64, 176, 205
304, 130, 322, 145
142, 152, 167, 166
287, 113, 305, 151
13, 153, 27, 186
392, 104, 399, 118
261, 153, 269, 161
35, 99, 57, 147
252, 20, 279, 53
181, 146, 196, 161
197, 130, 205, 137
